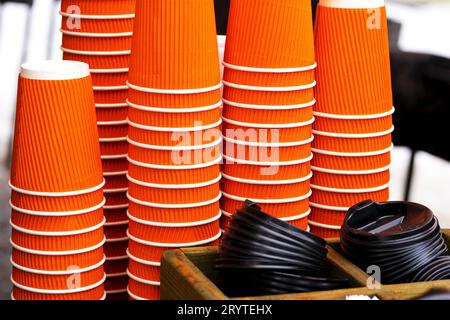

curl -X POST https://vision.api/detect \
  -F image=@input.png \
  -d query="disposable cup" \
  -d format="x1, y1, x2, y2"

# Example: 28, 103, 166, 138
91, 71, 128, 87
104, 222, 128, 240
309, 220, 341, 239
100, 140, 128, 156
62, 50, 130, 69
102, 157, 128, 174
60, 16, 134, 34
104, 174, 128, 191
309, 202, 348, 226
310, 184, 390, 207
61, 33, 132, 52
61, 0, 136, 15
104, 207, 128, 224
94, 89, 128, 105
104, 191, 128, 208
104, 238, 128, 259
104, 257, 128, 275
311, 166, 390, 189
127, 250, 160, 282
127, 277, 160, 300
105, 276, 128, 292
97, 122, 128, 139
96, 106, 128, 122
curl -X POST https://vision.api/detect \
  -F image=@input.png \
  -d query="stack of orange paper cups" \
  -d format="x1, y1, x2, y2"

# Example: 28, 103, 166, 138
125, 0, 222, 300
9, 61, 106, 300
60, 0, 136, 299
220, 0, 316, 230
309, 0, 393, 238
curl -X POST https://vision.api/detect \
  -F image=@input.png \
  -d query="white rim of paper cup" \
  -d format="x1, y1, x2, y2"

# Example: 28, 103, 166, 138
220, 209, 311, 222
10, 237, 106, 255
127, 136, 222, 151
222, 80, 316, 92
127, 154, 222, 170
105, 236, 129, 243
222, 153, 313, 166
311, 164, 391, 175
223, 135, 313, 147
222, 172, 312, 185
93, 85, 128, 91
126, 192, 222, 209
10, 256, 106, 275
106, 289, 128, 294
127, 287, 147, 300
127, 173, 221, 189
222, 116, 314, 129
96, 102, 128, 108
222, 61, 317, 73
127, 210, 222, 228
99, 136, 127, 142
90, 67, 129, 73
9, 179, 105, 197
311, 144, 394, 157
106, 272, 128, 278
103, 204, 129, 210
308, 220, 342, 230
319, 0, 385, 9
9, 198, 106, 217
127, 118, 222, 132
21, 60, 90, 80
105, 255, 128, 261
312, 126, 394, 139
101, 153, 127, 160
97, 120, 127, 126
103, 187, 128, 194
310, 183, 390, 194
127, 81, 222, 95
10, 274, 106, 294
309, 202, 349, 212
59, 11, 135, 19
127, 230, 222, 248
221, 190, 312, 204
127, 249, 160, 266
103, 171, 127, 177
60, 46, 131, 55
222, 98, 316, 111
126, 99, 222, 113
10, 217, 105, 236
313, 107, 395, 120
60, 29, 132, 37
104, 220, 128, 227
127, 270, 160, 286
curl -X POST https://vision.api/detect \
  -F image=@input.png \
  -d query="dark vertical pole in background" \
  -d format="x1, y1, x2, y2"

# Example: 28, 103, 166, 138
214, 0, 230, 35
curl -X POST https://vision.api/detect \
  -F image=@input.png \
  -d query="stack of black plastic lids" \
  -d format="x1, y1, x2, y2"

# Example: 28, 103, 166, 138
341, 200, 450, 284
216, 201, 349, 296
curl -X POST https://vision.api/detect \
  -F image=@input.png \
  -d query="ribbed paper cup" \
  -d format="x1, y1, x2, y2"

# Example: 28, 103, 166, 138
104, 223, 128, 240
104, 174, 128, 190
105, 276, 128, 292
104, 257, 128, 275
222, 117, 314, 143
96, 106, 128, 122
104, 191, 128, 208
311, 147, 392, 170
310, 185, 389, 207
221, 174, 311, 199
91, 71, 128, 87
128, 156, 221, 184
94, 89, 128, 104
10, 188, 104, 212
223, 137, 312, 162
309, 223, 341, 239
10, 61, 103, 193
127, 101, 221, 128
128, 258, 160, 282
314, 2, 392, 115
127, 138, 221, 166
128, 0, 220, 90
220, 214, 232, 230
127, 278, 159, 300
288, 217, 309, 231
62, 33, 132, 52
222, 99, 314, 124
61, 0, 136, 15
311, 167, 390, 189
61, 16, 134, 34
127, 175, 221, 205
224, 0, 314, 68
97, 123, 128, 139
312, 130, 393, 153
104, 238, 128, 258
102, 157, 128, 174
100, 140, 128, 156
127, 119, 222, 147
104, 207, 128, 223
222, 155, 312, 181
62, 51, 131, 70
309, 203, 347, 226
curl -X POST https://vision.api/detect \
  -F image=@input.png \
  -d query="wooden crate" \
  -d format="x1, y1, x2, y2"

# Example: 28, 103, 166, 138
160, 230, 450, 300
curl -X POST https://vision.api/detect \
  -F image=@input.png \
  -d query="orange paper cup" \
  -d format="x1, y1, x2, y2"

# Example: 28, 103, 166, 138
309, 202, 348, 226
61, 0, 136, 15
127, 250, 160, 282
61, 16, 134, 34
104, 174, 128, 191
102, 156, 128, 174
91, 71, 128, 87
309, 224, 341, 239
311, 166, 390, 189
104, 207, 128, 223
105, 276, 128, 292
100, 140, 128, 156
310, 184, 390, 207
104, 191, 128, 208
104, 257, 128, 276
104, 221, 128, 240
127, 277, 159, 300
62, 50, 131, 69
12, 282, 105, 300
97, 122, 128, 139
94, 89, 128, 104
96, 105, 128, 122
62, 33, 132, 52
104, 238, 128, 259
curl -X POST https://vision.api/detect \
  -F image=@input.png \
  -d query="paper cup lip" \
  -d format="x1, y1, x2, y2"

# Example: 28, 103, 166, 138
97, 120, 127, 126
308, 220, 341, 230
311, 144, 394, 157
222, 116, 315, 129
11, 256, 106, 275
127, 249, 160, 266
127, 192, 222, 209
103, 171, 127, 177
127, 136, 222, 151
311, 164, 391, 175
222, 98, 316, 111
93, 85, 128, 91
221, 190, 312, 204
20, 60, 90, 80
104, 204, 129, 210
127, 117, 222, 132
127, 99, 222, 114
10, 274, 107, 294
312, 126, 394, 139
106, 289, 128, 295
127, 154, 222, 170
96, 102, 128, 108
223, 61, 317, 73
9, 179, 105, 197
127, 229, 222, 248
127, 210, 222, 227
60, 46, 131, 55
106, 272, 128, 278
127, 270, 160, 286
313, 107, 395, 120
59, 11, 135, 19
60, 29, 132, 37
222, 172, 312, 185
127, 287, 147, 300
221, 209, 311, 222
105, 236, 129, 243
101, 153, 127, 160
310, 202, 349, 212
10, 217, 105, 236
100, 136, 127, 142
310, 183, 390, 194
90, 67, 129, 73
319, 0, 385, 9
127, 173, 222, 189
104, 187, 128, 194
9, 198, 106, 217
127, 81, 222, 95
104, 220, 129, 227
223, 153, 313, 166
10, 237, 106, 255
222, 80, 316, 92
223, 135, 313, 147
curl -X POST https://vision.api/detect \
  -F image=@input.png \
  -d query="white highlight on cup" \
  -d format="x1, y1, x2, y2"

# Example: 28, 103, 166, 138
127, 270, 160, 286
310, 183, 390, 194
312, 126, 394, 139
127, 229, 222, 248
222, 116, 315, 129
127, 249, 160, 267
313, 107, 395, 120
60, 46, 131, 55
127, 193, 222, 209
222, 80, 316, 92
308, 220, 342, 230
127, 99, 222, 113
10, 237, 106, 256
221, 190, 312, 204
319, 0, 385, 9
222, 172, 312, 185
59, 11, 135, 19
97, 119, 127, 126
128, 118, 222, 132
223, 135, 313, 148
9, 198, 105, 217
223, 153, 313, 166
311, 144, 394, 157
127, 210, 222, 228
311, 164, 391, 175
127, 81, 222, 95
222, 61, 317, 73
309, 202, 349, 212
96, 102, 128, 108
93, 85, 128, 91
9, 179, 105, 197
127, 136, 222, 151
61, 29, 132, 37
10, 256, 106, 275
10, 218, 105, 236
222, 98, 316, 110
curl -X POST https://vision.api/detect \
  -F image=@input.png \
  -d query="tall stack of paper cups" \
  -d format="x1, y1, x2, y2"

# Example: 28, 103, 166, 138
309, 0, 393, 238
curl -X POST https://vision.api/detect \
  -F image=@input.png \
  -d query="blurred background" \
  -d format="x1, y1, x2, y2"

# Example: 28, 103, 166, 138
0, 0, 449, 299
